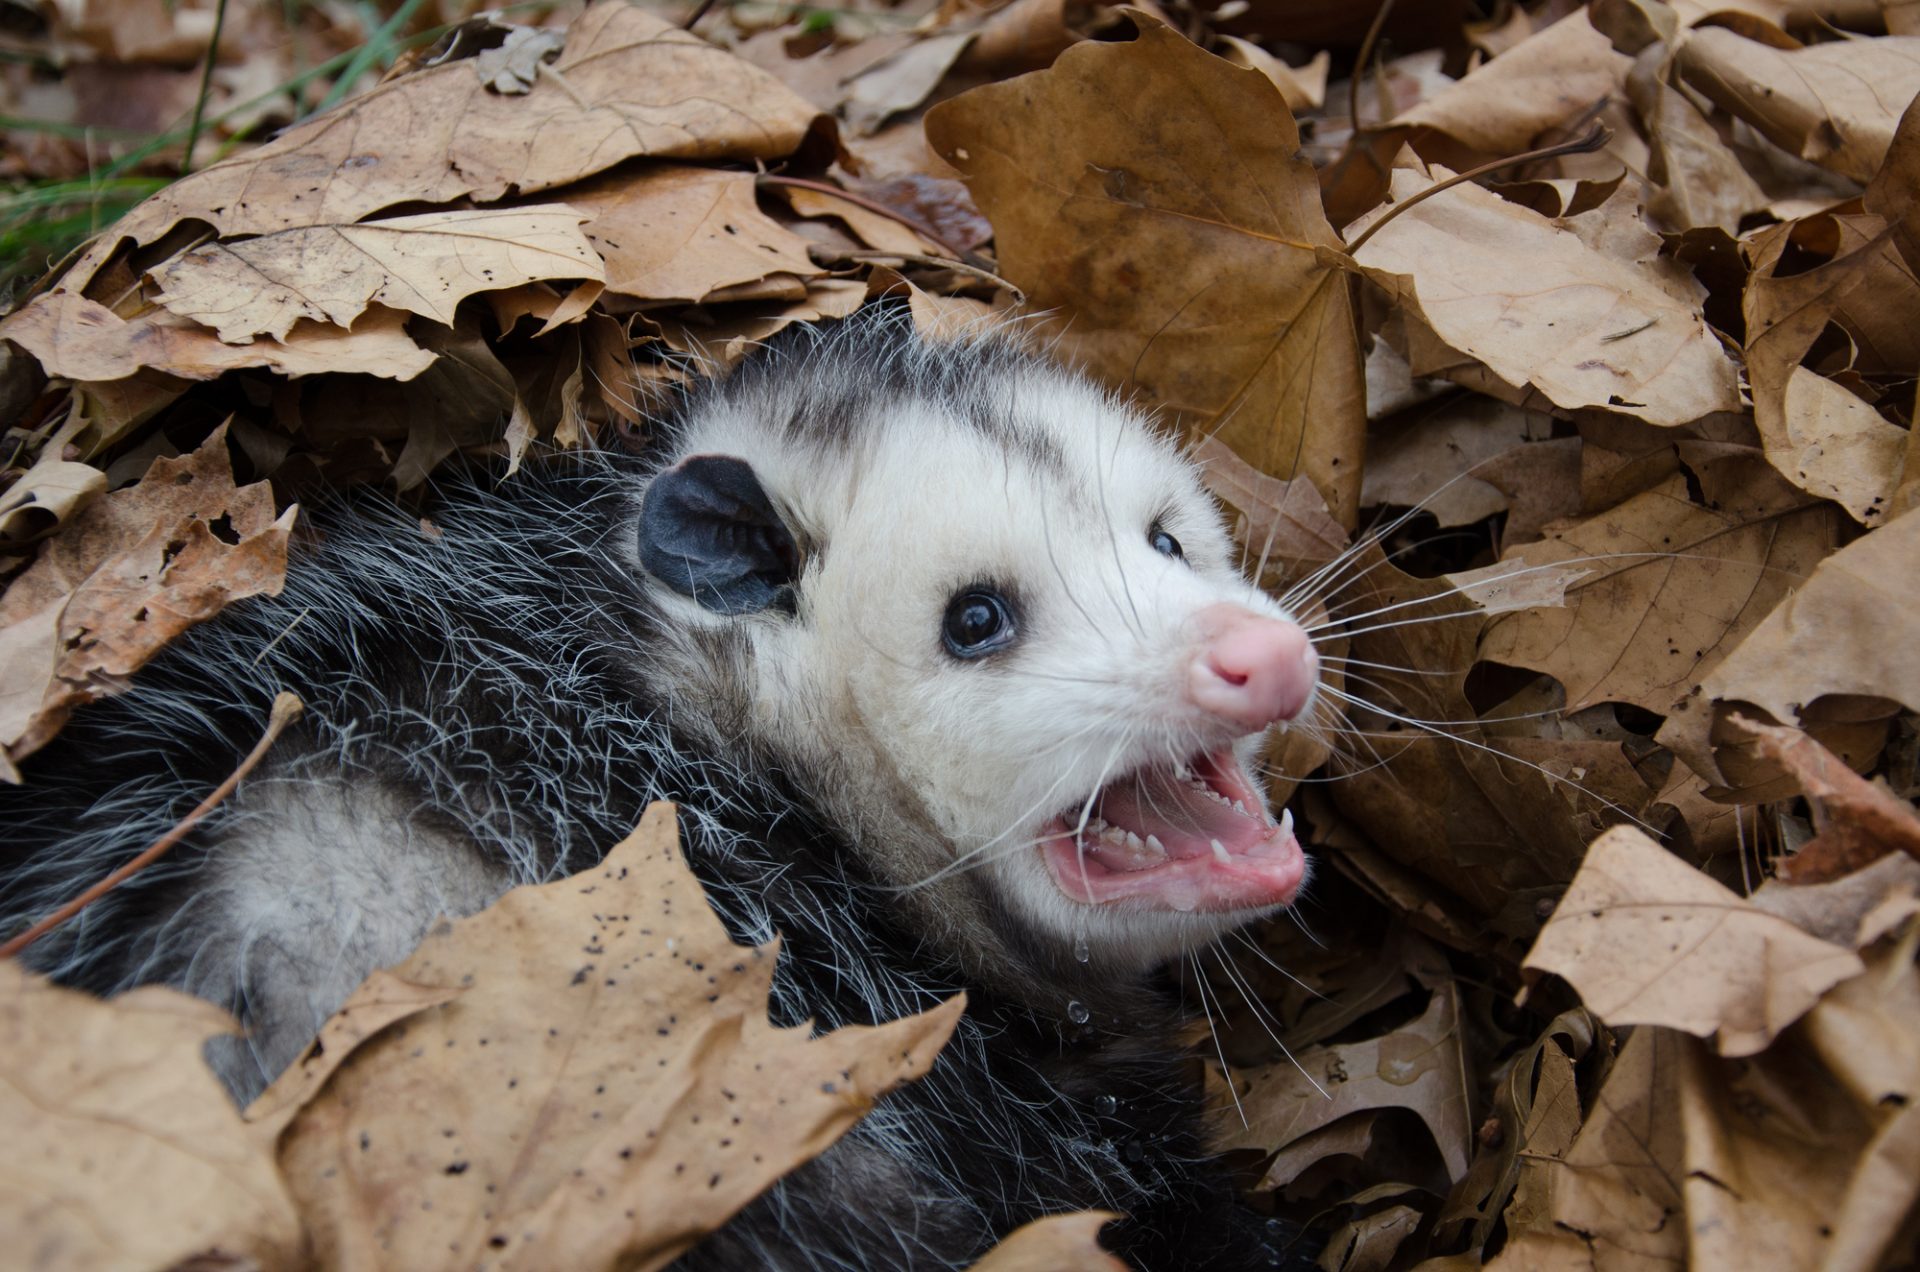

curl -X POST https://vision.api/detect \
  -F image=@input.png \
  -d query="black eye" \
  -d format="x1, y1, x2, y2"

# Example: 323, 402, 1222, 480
942, 590, 1016, 658
1149, 523, 1184, 560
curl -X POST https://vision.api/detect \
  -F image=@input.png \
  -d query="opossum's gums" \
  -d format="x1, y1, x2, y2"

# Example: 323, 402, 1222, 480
1041, 749, 1305, 912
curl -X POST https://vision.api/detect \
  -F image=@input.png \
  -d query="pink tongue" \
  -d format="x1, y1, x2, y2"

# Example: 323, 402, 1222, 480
1093, 769, 1265, 862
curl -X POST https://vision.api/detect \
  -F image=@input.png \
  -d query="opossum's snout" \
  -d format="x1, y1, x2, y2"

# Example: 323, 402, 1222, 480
1186, 603, 1317, 734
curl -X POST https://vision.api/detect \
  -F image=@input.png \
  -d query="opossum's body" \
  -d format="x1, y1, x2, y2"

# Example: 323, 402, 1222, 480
1, 312, 1317, 1270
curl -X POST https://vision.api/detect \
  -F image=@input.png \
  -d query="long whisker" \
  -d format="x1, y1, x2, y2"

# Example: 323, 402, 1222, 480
1189, 951, 1248, 1130
1211, 947, 1329, 1099
1320, 685, 1660, 833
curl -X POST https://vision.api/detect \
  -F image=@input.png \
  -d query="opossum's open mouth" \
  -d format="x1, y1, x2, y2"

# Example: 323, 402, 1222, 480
1038, 748, 1304, 912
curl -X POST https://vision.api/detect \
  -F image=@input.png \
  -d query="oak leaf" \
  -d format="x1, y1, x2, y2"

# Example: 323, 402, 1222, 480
0, 293, 436, 383
1352, 173, 1742, 428
148, 205, 604, 343
0, 962, 303, 1270
0, 424, 295, 769
1478, 457, 1838, 718
566, 166, 824, 303
1681, 508, 1920, 778
56, 2, 822, 293
1677, 28, 1920, 182
270, 804, 965, 1272
1523, 826, 1864, 1055
967, 1213, 1127, 1271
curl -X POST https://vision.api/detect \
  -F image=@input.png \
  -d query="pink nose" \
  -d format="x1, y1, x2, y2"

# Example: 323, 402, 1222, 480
1187, 604, 1317, 732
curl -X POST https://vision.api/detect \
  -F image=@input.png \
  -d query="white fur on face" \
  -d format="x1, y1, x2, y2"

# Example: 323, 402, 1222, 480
647, 344, 1310, 971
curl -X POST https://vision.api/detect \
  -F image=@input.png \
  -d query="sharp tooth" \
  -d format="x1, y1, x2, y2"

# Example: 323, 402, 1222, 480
1232, 799, 1246, 814
1280, 808, 1295, 836
1174, 759, 1192, 781
1145, 834, 1166, 855
1124, 831, 1145, 850
1210, 839, 1231, 864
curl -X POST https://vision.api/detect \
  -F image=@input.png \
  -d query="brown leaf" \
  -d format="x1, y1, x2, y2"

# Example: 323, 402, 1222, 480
1684, 509, 1920, 778
1396, 10, 1631, 155
1677, 29, 1920, 182
1352, 173, 1743, 428
966, 1212, 1127, 1271
1523, 826, 1865, 1054
56, 2, 822, 293
0, 425, 296, 767
0, 293, 437, 383
272, 804, 965, 1272
1361, 396, 1559, 530
1478, 458, 1838, 719
1219, 979, 1474, 1181
0, 962, 303, 1270
148, 205, 604, 343
1627, 43, 1769, 234
1322, 546, 1595, 947
0, 417, 105, 547
926, 17, 1366, 524
1191, 435, 1349, 579
1744, 207, 1920, 524
568, 166, 824, 303
1728, 716, 1920, 882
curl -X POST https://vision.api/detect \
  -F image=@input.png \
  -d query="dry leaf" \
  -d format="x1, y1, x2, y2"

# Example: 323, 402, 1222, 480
0, 962, 303, 1270
1218, 981, 1474, 1181
272, 804, 965, 1272
1479, 458, 1838, 719
0, 424, 295, 767
148, 205, 604, 343
1774, 366, 1910, 526
966, 1212, 1127, 1271
1397, 11, 1631, 154
1443, 558, 1589, 615
56, 2, 822, 293
1352, 171, 1743, 428
1362, 397, 1559, 529
0, 293, 437, 384
1523, 825, 1865, 1054
1729, 716, 1920, 882
1678, 28, 1920, 182
0, 417, 105, 546
1217, 36, 1329, 112
1685, 508, 1920, 778
568, 166, 824, 303
926, 17, 1367, 525
1191, 435, 1350, 579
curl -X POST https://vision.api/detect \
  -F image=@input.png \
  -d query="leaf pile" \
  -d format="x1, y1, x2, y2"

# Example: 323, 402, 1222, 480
2, 0, 1920, 1268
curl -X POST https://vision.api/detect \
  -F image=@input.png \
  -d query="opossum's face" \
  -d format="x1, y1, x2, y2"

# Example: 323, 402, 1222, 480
639, 335, 1316, 973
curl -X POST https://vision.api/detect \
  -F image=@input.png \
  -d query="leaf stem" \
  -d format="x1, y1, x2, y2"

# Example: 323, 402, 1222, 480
1343, 123, 1612, 257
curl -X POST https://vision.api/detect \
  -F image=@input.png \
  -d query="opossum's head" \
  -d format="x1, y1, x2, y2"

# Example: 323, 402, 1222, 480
635, 313, 1317, 982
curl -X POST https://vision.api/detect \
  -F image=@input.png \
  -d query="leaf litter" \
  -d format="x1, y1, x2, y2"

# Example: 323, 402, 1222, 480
0, 0, 1918, 1267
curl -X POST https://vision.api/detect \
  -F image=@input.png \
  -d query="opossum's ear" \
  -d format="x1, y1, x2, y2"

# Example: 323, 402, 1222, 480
638, 454, 800, 615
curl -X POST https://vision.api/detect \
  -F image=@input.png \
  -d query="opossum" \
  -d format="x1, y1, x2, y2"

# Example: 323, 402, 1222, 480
0, 308, 1322, 1270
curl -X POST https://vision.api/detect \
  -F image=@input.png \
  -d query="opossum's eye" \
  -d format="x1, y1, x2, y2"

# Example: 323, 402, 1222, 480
1149, 523, 1184, 560
638, 454, 799, 616
942, 590, 1016, 658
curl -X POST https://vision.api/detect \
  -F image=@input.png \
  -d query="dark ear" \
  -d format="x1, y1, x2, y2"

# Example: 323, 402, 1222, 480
638, 454, 800, 615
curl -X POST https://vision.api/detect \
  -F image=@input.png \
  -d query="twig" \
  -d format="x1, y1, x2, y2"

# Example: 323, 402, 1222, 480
182, 0, 231, 174
682, 0, 721, 29
1344, 123, 1612, 257
1348, 0, 1398, 132
756, 175, 972, 264
0, 693, 304, 961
